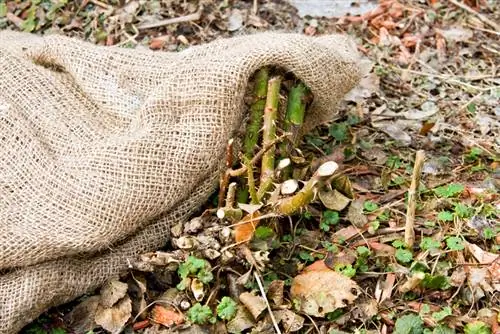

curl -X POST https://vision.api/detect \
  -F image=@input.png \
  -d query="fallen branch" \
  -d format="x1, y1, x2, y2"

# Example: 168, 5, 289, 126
404, 150, 425, 247
137, 11, 201, 30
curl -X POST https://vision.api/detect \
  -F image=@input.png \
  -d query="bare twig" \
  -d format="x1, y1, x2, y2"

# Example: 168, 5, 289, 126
90, 0, 112, 10
138, 11, 201, 30
405, 150, 425, 247
226, 182, 237, 208
253, 272, 282, 334
395, 67, 495, 91
448, 0, 499, 31
252, 0, 258, 15
466, 23, 500, 36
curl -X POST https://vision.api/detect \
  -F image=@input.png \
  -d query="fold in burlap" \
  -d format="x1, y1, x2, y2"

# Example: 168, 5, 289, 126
0, 31, 360, 333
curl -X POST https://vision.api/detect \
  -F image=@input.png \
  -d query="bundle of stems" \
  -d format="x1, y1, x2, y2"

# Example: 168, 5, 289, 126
217, 68, 338, 241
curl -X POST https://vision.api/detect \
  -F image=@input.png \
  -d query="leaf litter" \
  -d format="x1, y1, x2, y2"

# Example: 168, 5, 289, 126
5, 0, 499, 333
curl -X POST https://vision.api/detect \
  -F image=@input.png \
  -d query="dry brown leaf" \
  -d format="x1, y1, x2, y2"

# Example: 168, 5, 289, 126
100, 280, 129, 308
150, 305, 184, 327
466, 242, 500, 280
267, 280, 284, 306
333, 225, 361, 243
290, 269, 360, 317
64, 296, 100, 333
234, 212, 260, 243
227, 305, 256, 333
239, 292, 267, 319
367, 242, 396, 257
274, 309, 304, 332
376, 273, 396, 303
346, 200, 368, 228
95, 296, 132, 334
319, 188, 351, 211
450, 267, 467, 287
398, 272, 425, 293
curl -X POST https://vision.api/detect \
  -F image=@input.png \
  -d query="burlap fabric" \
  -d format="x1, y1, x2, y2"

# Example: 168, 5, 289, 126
0, 31, 360, 333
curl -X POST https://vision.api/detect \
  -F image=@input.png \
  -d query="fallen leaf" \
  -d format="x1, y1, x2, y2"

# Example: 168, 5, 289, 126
466, 242, 500, 280
304, 259, 329, 272
227, 9, 244, 32
227, 305, 256, 333
346, 200, 368, 228
436, 27, 473, 42
150, 305, 184, 327
333, 225, 361, 243
95, 296, 132, 334
234, 212, 260, 243
239, 292, 267, 319
319, 188, 351, 211
100, 280, 129, 308
398, 272, 425, 293
290, 269, 360, 317
376, 273, 396, 303
367, 242, 396, 257
132, 319, 150, 331
64, 296, 100, 333
344, 72, 380, 102
267, 280, 285, 306
274, 309, 304, 332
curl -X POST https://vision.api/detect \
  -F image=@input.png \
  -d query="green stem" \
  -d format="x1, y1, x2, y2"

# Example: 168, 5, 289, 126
257, 76, 281, 201
279, 82, 309, 180
238, 68, 269, 203
285, 82, 309, 144
243, 156, 258, 204
244, 68, 269, 156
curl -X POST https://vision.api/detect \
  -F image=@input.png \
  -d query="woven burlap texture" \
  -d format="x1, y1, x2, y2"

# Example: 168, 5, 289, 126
0, 31, 360, 333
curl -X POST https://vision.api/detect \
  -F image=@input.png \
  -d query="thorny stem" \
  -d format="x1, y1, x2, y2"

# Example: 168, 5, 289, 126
280, 81, 310, 180
238, 68, 269, 203
243, 156, 259, 204
228, 134, 290, 178
284, 82, 309, 150
257, 76, 281, 201
276, 161, 338, 215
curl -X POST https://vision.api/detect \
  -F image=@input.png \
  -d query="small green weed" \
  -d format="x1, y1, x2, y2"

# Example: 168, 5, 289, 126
186, 303, 216, 325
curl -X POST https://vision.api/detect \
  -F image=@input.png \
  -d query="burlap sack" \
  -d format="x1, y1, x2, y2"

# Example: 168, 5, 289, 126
0, 31, 360, 333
